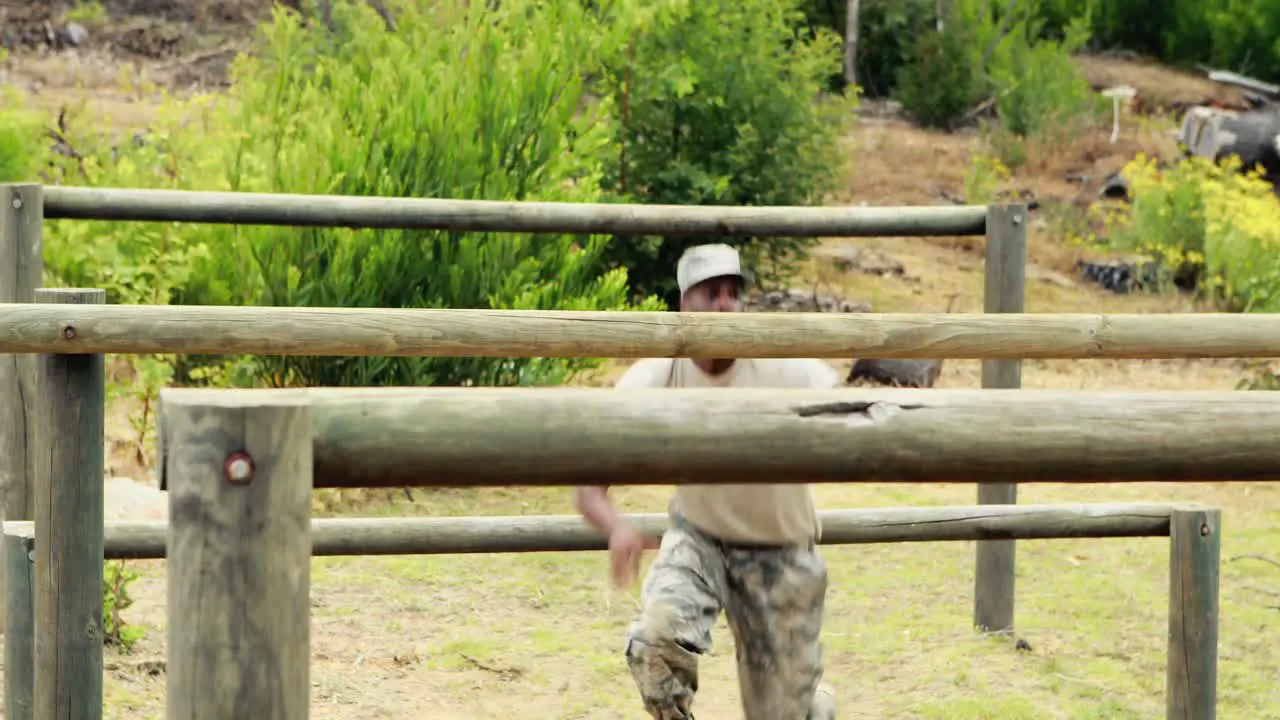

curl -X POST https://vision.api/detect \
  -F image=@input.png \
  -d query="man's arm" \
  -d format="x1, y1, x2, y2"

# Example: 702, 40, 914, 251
575, 484, 627, 536
573, 358, 671, 534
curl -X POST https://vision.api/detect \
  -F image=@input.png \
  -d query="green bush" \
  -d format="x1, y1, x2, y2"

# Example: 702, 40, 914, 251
44, 0, 664, 389
1037, 0, 1280, 82
0, 86, 48, 183
987, 9, 1102, 142
894, 0, 1103, 152
795, 0, 935, 97
893, 9, 985, 130
1092, 154, 1280, 312
43, 0, 852, 379
103, 560, 144, 652
593, 0, 855, 306
804, 0, 1280, 103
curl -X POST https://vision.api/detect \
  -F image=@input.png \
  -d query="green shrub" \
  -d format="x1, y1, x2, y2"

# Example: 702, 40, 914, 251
1037, 0, 1280, 83
0, 86, 48, 183
42, 92, 212, 306
593, 0, 855, 306
103, 560, 144, 653
893, 11, 985, 130
895, 0, 1103, 158
800, 0, 1280, 123
1096, 154, 1280, 313
1098, 150, 1280, 394
986, 7, 1104, 143
795, 0, 936, 97
44, 0, 663, 389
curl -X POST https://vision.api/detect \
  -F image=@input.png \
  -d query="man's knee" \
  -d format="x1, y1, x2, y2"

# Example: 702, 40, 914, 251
622, 608, 709, 680
623, 600, 713, 720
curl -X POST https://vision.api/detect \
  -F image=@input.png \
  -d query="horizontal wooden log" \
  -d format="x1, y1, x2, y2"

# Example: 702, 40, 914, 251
41, 186, 989, 237
8, 304, 1280, 359
0, 503, 1186, 559
156, 387, 1280, 487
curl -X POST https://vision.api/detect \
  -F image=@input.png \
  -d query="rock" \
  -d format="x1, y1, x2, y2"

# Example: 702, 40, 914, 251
1099, 171, 1130, 200
845, 358, 944, 389
820, 246, 906, 278
104, 476, 168, 522
105, 658, 166, 676
1076, 259, 1158, 295
1180, 104, 1280, 187
1026, 264, 1077, 289
744, 288, 872, 314
62, 21, 88, 46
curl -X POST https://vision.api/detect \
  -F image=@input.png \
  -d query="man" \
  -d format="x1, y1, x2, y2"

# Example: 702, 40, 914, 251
574, 243, 840, 720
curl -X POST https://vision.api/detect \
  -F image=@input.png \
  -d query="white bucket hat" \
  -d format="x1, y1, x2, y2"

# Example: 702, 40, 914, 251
676, 243, 745, 295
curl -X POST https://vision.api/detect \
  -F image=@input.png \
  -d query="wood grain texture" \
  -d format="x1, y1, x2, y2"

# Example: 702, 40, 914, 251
0, 183, 44, 525
1167, 508, 1220, 720
154, 387, 1280, 488
164, 389, 311, 720
8, 304, 1280, 359
32, 288, 104, 720
976, 202, 1027, 634
4, 525, 35, 720
3, 502, 1185, 560
42, 185, 989, 236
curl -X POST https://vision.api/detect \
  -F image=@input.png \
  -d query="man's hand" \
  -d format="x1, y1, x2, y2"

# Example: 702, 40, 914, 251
576, 485, 659, 588
608, 520, 655, 588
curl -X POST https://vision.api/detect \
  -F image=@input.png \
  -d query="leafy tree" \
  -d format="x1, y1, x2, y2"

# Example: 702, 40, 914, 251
594, 0, 855, 306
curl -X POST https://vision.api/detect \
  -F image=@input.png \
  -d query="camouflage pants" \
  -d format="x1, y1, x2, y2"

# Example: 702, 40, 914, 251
623, 512, 835, 720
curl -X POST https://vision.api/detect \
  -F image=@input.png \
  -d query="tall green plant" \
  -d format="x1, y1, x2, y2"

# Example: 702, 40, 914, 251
986, 4, 1103, 142
44, 0, 663, 389
894, 10, 986, 130
794, 0, 937, 97
594, 0, 854, 306
1037, 0, 1280, 82
0, 86, 48, 183
895, 0, 1103, 147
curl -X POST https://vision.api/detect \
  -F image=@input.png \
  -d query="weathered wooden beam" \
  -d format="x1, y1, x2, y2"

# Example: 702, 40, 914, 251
3, 524, 35, 720
155, 387, 1280, 488
1167, 507, 1220, 720
0, 182, 42, 635
976, 202, 1027, 635
9, 305, 1280, 359
1, 503, 1184, 560
165, 389, 311, 720
0, 183, 43, 522
41, 185, 989, 236
32, 288, 105, 720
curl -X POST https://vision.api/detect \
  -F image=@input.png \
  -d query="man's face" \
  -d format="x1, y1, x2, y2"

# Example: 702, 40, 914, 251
679, 275, 743, 313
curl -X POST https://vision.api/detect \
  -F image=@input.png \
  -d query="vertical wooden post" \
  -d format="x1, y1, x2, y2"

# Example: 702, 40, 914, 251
164, 388, 313, 720
32, 287, 106, 720
974, 203, 1026, 634
0, 183, 43, 629
1167, 507, 1220, 720
4, 523, 36, 720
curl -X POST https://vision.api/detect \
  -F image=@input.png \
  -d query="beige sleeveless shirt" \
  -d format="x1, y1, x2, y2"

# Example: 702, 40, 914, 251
614, 356, 842, 545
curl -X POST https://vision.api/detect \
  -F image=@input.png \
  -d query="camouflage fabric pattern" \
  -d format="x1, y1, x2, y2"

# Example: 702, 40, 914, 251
623, 511, 836, 719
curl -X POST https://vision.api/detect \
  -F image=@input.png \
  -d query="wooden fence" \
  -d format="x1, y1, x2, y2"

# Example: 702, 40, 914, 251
0, 182, 1252, 720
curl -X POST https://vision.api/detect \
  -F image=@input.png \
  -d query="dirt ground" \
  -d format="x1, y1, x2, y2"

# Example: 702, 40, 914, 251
3, 4, 1279, 719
